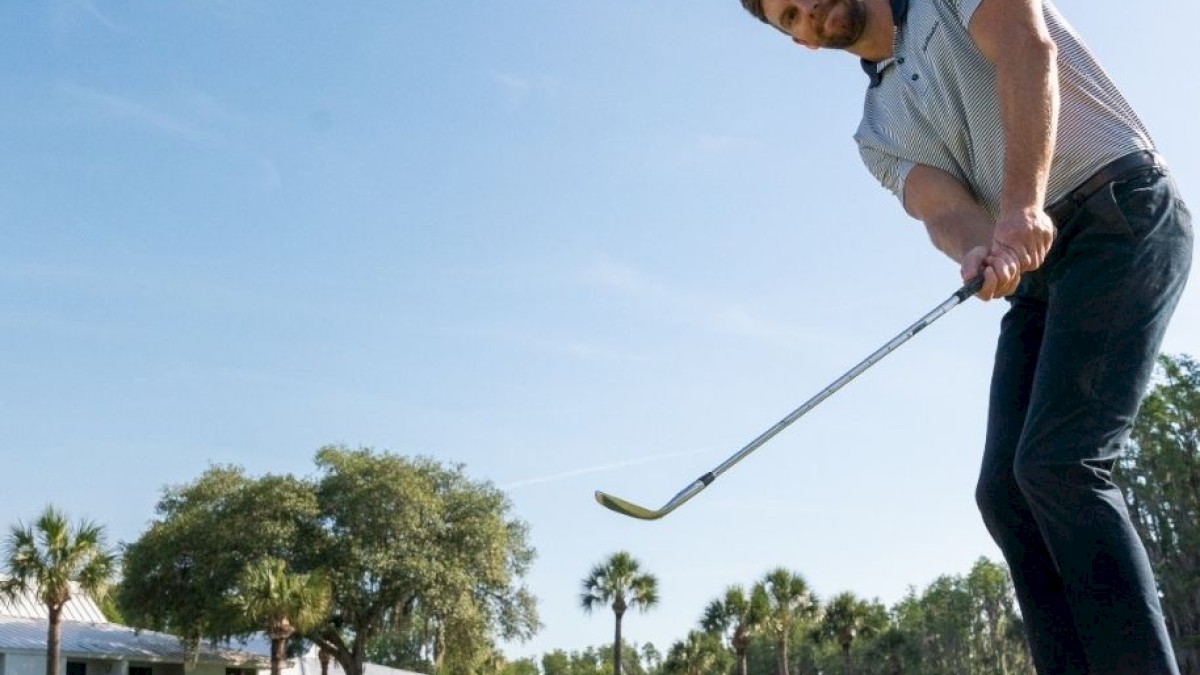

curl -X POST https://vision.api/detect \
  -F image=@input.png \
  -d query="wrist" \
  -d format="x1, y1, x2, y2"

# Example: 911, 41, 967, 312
998, 203, 1045, 220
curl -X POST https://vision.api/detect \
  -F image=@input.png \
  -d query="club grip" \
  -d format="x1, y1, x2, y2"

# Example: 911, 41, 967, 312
954, 276, 985, 302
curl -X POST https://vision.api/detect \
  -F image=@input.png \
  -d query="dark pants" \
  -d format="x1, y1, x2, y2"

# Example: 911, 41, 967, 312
975, 166, 1192, 675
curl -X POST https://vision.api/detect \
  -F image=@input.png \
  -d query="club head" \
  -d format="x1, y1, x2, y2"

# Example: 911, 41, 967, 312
594, 491, 668, 520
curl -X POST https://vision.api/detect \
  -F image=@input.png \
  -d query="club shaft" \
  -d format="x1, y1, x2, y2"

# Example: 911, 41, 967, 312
703, 279, 982, 484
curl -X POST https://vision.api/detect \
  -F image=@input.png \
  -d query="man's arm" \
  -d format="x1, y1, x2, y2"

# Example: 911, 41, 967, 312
969, 0, 1058, 281
903, 164, 1015, 300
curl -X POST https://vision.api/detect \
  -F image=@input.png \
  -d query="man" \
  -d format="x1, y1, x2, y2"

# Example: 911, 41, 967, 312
738, 0, 1192, 673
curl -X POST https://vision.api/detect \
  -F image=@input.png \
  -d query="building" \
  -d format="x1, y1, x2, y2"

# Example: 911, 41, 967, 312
233, 637, 424, 675
0, 587, 266, 675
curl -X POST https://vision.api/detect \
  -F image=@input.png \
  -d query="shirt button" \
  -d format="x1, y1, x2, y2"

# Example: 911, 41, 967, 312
911, 73, 919, 81
897, 57, 905, 64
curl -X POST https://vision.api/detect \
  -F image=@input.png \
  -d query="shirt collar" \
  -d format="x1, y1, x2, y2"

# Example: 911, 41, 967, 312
861, 0, 910, 88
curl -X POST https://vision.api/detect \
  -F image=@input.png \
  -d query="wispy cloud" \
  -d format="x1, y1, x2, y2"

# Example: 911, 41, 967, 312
583, 257, 816, 349
500, 448, 714, 490
55, 83, 284, 191
57, 83, 226, 146
490, 71, 556, 111
49, 0, 124, 45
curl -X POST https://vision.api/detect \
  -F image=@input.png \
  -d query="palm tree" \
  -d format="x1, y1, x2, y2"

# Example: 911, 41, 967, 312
1, 506, 115, 675
580, 551, 659, 675
817, 592, 882, 675
755, 568, 817, 675
700, 585, 762, 675
234, 557, 331, 675
663, 630, 727, 675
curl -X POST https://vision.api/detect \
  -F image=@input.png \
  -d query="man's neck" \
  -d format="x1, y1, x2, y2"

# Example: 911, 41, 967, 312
848, 0, 896, 62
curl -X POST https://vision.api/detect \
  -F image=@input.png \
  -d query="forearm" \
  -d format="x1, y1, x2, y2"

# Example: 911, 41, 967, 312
904, 164, 993, 263
924, 207, 993, 263
996, 31, 1058, 213
973, 0, 1059, 213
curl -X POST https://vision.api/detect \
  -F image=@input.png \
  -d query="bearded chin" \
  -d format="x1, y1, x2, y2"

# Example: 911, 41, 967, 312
823, 0, 868, 49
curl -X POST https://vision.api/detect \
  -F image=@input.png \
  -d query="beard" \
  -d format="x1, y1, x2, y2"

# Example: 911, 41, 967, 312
816, 0, 869, 49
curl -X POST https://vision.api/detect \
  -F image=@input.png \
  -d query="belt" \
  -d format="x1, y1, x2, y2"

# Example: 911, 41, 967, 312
1045, 150, 1165, 226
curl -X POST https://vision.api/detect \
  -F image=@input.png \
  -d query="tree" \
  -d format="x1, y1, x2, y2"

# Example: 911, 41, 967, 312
1121, 353, 1200, 673
662, 630, 728, 675
119, 447, 539, 675
119, 467, 320, 655
700, 585, 762, 675
234, 557, 331, 675
313, 447, 538, 675
886, 560, 1031, 675
580, 551, 659, 675
498, 657, 540, 675
816, 592, 884, 675
963, 558, 1028, 674
754, 568, 817, 675
1, 506, 116, 675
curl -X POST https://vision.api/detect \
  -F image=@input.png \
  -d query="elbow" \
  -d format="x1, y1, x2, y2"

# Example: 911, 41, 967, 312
1034, 32, 1057, 64
1013, 29, 1057, 66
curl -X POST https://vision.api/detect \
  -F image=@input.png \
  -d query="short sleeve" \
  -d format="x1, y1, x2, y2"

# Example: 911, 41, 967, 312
955, 0, 987, 27
857, 142, 917, 205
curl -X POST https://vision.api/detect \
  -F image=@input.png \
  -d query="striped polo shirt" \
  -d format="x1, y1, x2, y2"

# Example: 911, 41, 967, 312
854, 0, 1154, 218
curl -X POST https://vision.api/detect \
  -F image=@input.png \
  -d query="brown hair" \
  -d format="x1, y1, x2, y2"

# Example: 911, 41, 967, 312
741, 0, 768, 23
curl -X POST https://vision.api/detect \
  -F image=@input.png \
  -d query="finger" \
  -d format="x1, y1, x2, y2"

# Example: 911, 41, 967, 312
987, 250, 1019, 282
980, 264, 1002, 301
999, 272, 1021, 297
993, 240, 1034, 272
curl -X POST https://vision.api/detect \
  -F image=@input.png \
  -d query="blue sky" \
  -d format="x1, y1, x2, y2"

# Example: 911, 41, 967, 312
3, 0, 1197, 663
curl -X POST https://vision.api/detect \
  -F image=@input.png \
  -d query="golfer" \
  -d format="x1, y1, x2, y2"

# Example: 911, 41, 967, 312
738, 0, 1192, 672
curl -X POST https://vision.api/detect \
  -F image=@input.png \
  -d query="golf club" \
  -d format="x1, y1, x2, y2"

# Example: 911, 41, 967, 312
595, 276, 985, 520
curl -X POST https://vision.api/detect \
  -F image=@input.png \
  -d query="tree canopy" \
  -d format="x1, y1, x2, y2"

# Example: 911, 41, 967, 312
119, 446, 538, 675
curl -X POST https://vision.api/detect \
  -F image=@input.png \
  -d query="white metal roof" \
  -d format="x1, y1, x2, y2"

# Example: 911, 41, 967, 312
0, 617, 265, 667
0, 582, 109, 624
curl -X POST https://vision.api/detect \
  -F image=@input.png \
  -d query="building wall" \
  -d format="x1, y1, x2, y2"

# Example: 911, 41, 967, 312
0, 656, 228, 675
2, 653, 44, 675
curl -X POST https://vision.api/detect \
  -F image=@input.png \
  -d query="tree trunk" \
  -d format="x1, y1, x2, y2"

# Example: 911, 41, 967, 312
46, 605, 62, 675
612, 610, 625, 675
271, 637, 286, 675
318, 647, 331, 675
736, 649, 748, 675
433, 623, 446, 673
776, 637, 788, 675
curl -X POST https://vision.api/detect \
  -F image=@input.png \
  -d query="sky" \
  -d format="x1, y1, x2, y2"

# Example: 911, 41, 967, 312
2, 0, 1197, 665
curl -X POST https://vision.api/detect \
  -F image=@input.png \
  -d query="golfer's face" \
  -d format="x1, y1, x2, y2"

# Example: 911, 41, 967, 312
761, 0, 866, 50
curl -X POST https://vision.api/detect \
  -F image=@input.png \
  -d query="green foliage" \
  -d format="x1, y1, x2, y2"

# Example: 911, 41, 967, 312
753, 568, 817, 675
498, 657, 541, 675
1121, 353, 1200, 673
580, 551, 660, 618
316, 447, 539, 675
118, 467, 319, 653
541, 644, 655, 675
1, 505, 117, 675
118, 447, 538, 675
883, 558, 1030, 675
662, 630, 730, 675
580, 552, 659, 675
1, 505, 116, 610
700, 585, 762, 675
234, 557, 331, 675
815, 592, 887, 675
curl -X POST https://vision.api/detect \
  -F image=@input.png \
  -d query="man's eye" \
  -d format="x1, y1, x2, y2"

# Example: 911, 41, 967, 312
782, 8, 796, 28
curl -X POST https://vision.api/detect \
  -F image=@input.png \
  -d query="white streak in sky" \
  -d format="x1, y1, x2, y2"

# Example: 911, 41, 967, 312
500, 448, 714, 490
